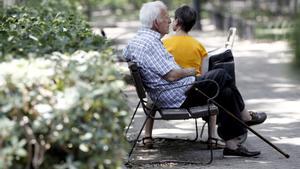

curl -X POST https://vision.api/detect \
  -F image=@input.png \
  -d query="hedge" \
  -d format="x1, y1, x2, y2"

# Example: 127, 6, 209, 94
0, 51, 129, 169
0, 1, 129, 168
0, 6, 108, 60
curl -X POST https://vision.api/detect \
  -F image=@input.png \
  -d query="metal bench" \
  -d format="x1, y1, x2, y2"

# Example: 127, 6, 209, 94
125, 62, 220, 164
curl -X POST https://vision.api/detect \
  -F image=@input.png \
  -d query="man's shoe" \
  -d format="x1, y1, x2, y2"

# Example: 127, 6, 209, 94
245, 111, 267, 126
223, 145, 261, 157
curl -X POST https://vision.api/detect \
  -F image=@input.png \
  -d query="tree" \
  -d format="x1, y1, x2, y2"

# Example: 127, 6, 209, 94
293, 0, 298, 14
193, 0, 202, 30
252, 0, 259, 10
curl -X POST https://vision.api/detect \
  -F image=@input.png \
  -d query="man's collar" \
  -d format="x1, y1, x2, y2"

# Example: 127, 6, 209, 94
138, 27, 162, 39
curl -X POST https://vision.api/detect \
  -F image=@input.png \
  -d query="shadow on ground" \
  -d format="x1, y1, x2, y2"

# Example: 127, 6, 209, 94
126, 138, 223, 167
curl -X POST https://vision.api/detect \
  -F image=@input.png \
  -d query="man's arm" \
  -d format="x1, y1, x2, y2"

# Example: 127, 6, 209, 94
163, 68, 196, 82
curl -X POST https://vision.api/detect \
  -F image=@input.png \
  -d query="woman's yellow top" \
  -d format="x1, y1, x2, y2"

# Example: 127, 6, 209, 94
163, 35, 207, 75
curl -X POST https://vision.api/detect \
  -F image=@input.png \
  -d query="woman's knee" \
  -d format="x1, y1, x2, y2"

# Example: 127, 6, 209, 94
209, 69, 233, 86
204, 69, 227, 80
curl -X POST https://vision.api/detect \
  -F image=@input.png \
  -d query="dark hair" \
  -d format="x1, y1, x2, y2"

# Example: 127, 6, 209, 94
175, 5, 197, 32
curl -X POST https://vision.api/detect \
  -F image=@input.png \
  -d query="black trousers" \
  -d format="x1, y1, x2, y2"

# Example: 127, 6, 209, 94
181, 68, 247, 141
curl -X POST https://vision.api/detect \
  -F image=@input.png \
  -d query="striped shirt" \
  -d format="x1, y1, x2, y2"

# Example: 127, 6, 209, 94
123, 28, 195, 108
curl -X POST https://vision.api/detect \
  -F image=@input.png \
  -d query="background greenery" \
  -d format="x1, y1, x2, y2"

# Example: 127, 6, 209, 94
0, 2, 108, 60
201, 0, 299, 66
290, 12, 300, 67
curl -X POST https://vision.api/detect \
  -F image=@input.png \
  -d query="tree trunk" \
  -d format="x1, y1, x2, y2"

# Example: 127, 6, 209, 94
276, 0, 284, 15
86, 0, 92, 21
193, 0, 202, 30
252, 0, 259, 10
289, 0, 298, 16
295, 0, 298, 14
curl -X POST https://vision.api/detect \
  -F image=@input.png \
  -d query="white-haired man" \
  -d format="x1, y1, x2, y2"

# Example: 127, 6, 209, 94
124, 1, 266, 157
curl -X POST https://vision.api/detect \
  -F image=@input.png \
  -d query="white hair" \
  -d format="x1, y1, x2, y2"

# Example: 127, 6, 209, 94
139, 1, 167, 28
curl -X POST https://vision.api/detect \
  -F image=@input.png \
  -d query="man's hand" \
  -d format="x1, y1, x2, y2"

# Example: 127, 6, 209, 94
163, 68, 196, 81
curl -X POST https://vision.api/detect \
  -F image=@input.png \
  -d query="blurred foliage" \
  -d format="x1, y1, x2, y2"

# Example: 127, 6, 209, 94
0, 5, 108, 60
0, 50, 129, 169
205, 0, 299, 40
254, 19, 292, 40
96, 0, 193, 10
2, 0, 207, 20
239, 9, 274, 20
289, 12, 300, 66
86, 0, 196, 12
1, 0, 129, 168
23, 0, 81, 14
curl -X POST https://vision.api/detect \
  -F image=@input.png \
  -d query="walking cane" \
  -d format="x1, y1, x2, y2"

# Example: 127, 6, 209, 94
195, 87, 290, 158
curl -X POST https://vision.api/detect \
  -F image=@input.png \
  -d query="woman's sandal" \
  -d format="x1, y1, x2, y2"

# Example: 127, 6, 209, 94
207, 137, 225, 149
141, 137, 153, 149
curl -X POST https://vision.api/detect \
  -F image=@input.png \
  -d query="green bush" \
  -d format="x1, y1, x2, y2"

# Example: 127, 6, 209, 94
0, 6, 108, 60
0, 50, 129, 169
24, 0, 80, 13
0, 1, 130, 168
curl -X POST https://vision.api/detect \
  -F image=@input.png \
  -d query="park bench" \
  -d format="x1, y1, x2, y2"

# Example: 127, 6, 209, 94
125, 61, 220, 164
124, 27, 289, 164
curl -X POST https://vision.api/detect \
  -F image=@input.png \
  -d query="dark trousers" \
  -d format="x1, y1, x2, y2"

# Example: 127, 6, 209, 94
181, 68, 247, 141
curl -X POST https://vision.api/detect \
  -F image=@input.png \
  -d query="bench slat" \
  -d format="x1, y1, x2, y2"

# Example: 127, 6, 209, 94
160, 108, 190, 120
159, 104, 218, 120
189, 104, 218, 118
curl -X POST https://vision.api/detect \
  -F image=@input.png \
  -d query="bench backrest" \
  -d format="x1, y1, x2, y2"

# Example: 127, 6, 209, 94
127, 62, 219, 120
128, 62, 146, 100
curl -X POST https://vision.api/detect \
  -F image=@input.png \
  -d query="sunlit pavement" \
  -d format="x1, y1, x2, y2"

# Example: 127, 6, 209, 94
93, 19, 300, 168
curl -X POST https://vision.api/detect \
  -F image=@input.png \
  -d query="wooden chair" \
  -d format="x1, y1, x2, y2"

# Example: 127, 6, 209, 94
125, 62, 220, 164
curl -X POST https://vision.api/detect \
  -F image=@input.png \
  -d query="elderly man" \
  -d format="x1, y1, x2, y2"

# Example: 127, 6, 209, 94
124, 1, 266, 157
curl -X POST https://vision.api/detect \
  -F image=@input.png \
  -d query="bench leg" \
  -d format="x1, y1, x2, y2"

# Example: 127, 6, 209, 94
193, 119, 199, 141
199, 121, 207, 139
128, 117, 150, 160
125, 101, 141, 138
194, 117, 213, 164
207, 113, 213, 164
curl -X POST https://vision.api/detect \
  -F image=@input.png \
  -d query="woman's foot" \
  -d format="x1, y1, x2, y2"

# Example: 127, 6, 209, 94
207, 137, 225, 149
